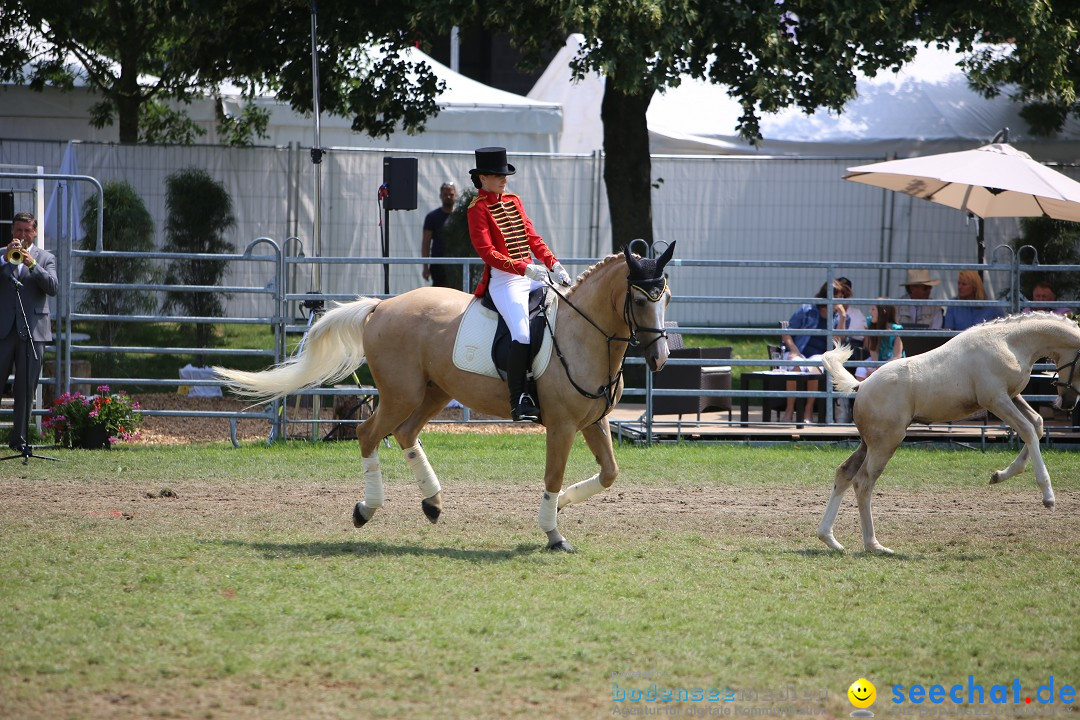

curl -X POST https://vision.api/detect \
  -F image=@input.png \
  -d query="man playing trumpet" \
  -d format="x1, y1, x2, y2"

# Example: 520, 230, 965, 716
2, 212, 58, 454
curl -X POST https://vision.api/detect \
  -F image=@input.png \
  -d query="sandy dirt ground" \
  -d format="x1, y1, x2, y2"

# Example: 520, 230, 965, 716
130, 393, 543, 445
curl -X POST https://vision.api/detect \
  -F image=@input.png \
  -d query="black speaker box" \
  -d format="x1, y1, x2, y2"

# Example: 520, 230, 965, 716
382, 157, 418, 211
0, 191, 13, 245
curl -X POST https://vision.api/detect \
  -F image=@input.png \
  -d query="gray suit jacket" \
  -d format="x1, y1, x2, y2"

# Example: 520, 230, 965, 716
0, 244, 59, 342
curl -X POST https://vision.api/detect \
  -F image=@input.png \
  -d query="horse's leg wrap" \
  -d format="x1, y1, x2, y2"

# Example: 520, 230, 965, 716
403, 443, 442, 523
557, 474, 604, 509
538, 490, 560, 532
540, 490, 574, 552
353, 454, 383, 528
403, 443, 441, 499
363, 455, 384, 508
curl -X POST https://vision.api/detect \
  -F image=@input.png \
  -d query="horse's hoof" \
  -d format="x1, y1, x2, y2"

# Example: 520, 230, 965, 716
352, 502, 372, 528
868, 544, 894, 556
989, 472, 1003, 484
545, 540, 575, 553
421, 497, 441, 523
818, 534, 844, 552
1044, 499, 1056, 510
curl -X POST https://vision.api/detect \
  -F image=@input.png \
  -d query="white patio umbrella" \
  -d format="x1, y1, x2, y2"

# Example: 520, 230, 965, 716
845, 137, 1080, 262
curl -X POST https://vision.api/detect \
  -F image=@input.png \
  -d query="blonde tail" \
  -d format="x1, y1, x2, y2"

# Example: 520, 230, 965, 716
821, 345, 860, 394
214, 298, 380, 401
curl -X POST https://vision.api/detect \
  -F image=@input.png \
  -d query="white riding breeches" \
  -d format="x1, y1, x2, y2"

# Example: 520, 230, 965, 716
488, 267, 545, 344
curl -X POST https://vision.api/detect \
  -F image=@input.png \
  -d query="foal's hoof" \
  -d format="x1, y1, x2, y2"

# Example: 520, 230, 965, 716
867, 544, 895, 556
1043, 498, 1056, 510
989, 471, 1004, 484
421, 496, 442, 523
352, 502, 373, 528
818, 533, 845, 552
545, 540, 576, 553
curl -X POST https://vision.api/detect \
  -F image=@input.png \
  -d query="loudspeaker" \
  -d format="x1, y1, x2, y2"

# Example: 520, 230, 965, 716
0, 191, 13, 246
382, 157, 417, 211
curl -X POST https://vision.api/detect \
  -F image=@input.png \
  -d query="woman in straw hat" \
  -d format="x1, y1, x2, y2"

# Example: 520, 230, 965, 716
896, 269, 944, 329
466, 147, 572, 422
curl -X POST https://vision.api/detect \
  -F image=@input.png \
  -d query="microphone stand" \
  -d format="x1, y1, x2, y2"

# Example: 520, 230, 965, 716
2, 269, 62, 464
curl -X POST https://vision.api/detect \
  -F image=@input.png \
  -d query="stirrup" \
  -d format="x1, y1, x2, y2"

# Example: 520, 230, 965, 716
511, 393, 541, 422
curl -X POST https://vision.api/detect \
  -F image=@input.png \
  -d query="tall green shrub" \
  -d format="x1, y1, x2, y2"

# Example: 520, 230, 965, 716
161, 168, 236, 364
1012, 218, 1080, 301
78, 181, 159, 350
441, 189, 482, 293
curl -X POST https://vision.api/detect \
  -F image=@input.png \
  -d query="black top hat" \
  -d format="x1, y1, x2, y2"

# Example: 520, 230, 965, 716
471, 147, 516, 175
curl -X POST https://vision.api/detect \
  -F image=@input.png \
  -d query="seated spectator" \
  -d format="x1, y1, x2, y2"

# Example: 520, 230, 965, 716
778, 280, 851, 423
855, 302, 905, 380
896, 269, 944, 329
943, 269, 1004, 331
1023, 281, 1071, 315
838, 277, 866, 350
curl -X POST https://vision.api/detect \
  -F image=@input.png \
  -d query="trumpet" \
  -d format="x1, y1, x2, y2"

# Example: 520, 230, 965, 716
5, 246, 23, 264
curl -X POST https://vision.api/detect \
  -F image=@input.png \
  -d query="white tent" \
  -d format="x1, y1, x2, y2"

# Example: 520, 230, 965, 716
529, 35, 1080, 161
1, 47, 562, 152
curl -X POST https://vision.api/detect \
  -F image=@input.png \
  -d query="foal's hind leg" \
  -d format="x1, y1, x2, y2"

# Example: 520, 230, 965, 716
817, 441, 866, 551
392, 388, 454, 523
558, 418, 617, 510
987, 395, 1056, 509
854, 435, 904, 554
989, 396, 1044, 486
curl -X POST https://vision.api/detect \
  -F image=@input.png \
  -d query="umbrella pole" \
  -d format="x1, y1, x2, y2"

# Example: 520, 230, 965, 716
977, 216, 986, 267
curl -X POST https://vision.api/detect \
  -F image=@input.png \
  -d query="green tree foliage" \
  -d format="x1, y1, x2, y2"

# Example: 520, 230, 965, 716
160, 169, 236, 361
78, 181, 159, 350
476, 0, 933, 250
1012, 218, 1080, 301
0, 0, 445, 144
945, 2, 1080, 138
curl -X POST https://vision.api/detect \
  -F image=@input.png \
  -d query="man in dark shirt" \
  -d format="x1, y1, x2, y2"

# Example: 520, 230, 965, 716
421, 182, 457, 288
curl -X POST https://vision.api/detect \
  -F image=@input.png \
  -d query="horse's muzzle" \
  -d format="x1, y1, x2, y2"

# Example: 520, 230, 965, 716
1054, 387, 1080, 411
646, 338, 670, 372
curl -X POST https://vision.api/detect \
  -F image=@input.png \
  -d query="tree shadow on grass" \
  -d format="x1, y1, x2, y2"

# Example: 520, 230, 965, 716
210, 538, 540, 563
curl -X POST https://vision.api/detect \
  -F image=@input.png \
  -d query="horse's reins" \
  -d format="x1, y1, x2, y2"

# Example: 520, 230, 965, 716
540, 275, 669, 419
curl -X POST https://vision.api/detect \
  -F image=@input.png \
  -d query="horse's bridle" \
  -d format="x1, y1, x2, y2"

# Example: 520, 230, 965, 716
1053, 349, 1080, 393
541, 275, 669, 420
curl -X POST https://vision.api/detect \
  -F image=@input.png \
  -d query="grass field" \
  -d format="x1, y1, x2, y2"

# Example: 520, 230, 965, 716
2, 437, 1078, 719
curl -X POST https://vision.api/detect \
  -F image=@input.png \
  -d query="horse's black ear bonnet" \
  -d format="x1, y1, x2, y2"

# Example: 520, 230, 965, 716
623, 241, 675, 302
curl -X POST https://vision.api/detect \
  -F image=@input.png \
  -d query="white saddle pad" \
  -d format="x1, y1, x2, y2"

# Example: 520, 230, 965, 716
452, 293, 558, 379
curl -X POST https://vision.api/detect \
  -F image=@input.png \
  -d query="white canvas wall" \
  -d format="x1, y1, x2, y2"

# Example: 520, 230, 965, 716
3, 138, 1072, 328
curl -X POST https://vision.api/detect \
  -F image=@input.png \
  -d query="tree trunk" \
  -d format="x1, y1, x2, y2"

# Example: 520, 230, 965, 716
117, 48, 141, 143
601, 83, 654, 252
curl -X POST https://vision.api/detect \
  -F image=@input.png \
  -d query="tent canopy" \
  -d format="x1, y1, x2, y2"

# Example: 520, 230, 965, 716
1, 46, 562, 152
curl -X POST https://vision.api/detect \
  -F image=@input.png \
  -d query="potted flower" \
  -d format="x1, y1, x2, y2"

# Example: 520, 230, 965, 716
43, 385, 143, 449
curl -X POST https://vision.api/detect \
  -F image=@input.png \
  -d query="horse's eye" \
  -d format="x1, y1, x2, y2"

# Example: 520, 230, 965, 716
635, 299, 646, 307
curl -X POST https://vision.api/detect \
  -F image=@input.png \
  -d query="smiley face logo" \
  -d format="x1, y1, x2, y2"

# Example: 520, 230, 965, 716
848, 678, 877, 709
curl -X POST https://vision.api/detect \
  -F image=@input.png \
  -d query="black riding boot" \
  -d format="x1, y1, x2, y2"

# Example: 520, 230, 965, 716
508, 340, 541, 422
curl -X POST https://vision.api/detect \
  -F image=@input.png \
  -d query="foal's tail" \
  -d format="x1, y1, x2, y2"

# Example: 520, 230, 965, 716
214, 297, 381, 401
821, 345, 860, 394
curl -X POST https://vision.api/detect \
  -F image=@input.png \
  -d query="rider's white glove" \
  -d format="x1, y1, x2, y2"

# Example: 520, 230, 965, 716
523, 264, 549, 283
552, 262, 572, 287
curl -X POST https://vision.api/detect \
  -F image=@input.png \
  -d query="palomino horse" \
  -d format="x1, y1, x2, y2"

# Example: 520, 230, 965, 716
819, 313, 1080, 554
215, 244, 675, 552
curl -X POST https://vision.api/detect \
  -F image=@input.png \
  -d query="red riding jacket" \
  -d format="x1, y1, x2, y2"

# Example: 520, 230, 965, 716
467, 189, 558, 298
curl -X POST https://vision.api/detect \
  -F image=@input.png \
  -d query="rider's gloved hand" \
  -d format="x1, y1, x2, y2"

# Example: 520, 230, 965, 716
524, 264, 549, 283
552, 262, 572, 287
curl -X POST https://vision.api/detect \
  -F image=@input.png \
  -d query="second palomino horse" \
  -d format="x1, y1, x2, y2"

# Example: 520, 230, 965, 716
819, 313, 1080, 554
215, 244, 675, 551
